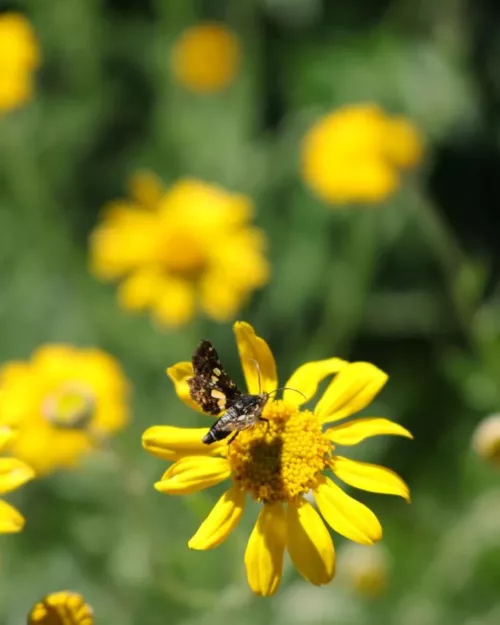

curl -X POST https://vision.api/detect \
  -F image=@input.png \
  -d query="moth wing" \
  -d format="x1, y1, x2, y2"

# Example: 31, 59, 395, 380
188, 340, 242, 415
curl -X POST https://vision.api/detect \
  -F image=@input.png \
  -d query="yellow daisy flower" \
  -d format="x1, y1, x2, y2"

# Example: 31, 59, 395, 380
0, 426, 34, 533
0, 345, 130, 476
89, 174, 269, 327
28, 591, 94, 625
301, 103, 423, 205
142, 321, 412, 596
0, 13, 40, 112
170, 23, 241, 93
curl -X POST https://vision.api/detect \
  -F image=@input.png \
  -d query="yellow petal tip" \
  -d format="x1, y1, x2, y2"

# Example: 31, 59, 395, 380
23, 466, 36, 482
188, 538, 204, 550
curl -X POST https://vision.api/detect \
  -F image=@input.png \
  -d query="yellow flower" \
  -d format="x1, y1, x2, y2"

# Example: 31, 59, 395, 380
472, 414, 500, 466
0, 426, 34, 533
0, 13, 40, 112
89, 174, 269, 327
301, 103, 423, 205
337, 543, 390, 598
142, 321, 412, 596
28, 591, 94, 625
170, 23, 241, 93
0, 345, 130, 476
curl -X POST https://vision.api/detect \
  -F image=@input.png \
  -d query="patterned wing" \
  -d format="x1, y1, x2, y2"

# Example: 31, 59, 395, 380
187, 340, 242, 415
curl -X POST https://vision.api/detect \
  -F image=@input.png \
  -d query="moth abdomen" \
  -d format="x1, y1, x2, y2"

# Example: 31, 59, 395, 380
202, 427, 229, 444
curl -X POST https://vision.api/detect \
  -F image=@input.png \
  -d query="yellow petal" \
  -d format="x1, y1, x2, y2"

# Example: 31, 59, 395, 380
245, 502, 287, 597
315, 362, 388, 424
0, 426, 15, 453
189, 485, 245, 550
314, 477, 382, 545
153, 279, 195, 328
0, 458, 35, 495
284, 358, 348, 405
331, 456, 410, 501
117, 268, 165, 311
234, 321, 277, 394
142, 425, 225, 461
0, 499, 25, 533
166, 362, 205, 414
155, 456, 230, 495
325, 418, 413, 446
286, 500, 335, 585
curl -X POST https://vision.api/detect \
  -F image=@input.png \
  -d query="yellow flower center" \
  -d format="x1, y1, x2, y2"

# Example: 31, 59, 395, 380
42, 382, 95, 430
227, 400, 332, 504
160, 232, 207, 279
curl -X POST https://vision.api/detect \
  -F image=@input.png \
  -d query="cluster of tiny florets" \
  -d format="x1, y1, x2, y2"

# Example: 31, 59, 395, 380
227, 400, 332, 503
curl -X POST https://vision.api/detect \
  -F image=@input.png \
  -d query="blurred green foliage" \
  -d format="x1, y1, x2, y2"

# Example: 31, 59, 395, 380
1, 0, 500, 624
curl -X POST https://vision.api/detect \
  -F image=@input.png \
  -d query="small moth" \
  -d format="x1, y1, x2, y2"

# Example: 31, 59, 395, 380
187, 339, 303, 444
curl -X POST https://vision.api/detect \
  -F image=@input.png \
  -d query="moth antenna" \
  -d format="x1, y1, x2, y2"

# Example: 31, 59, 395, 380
267, 387, 307, 400
248, 358, 262, 394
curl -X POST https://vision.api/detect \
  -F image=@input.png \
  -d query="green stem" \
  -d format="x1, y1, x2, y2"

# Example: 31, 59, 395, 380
313, 208, 379, 356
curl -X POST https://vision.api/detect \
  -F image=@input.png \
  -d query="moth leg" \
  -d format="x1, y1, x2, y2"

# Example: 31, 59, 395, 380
258, 416, 270, 432
227, 431, 240, 445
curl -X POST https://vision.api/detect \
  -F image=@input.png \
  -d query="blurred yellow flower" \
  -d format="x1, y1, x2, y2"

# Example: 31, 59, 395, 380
0, 345, 130, 476
170, 22, 241, 93
142, 321, 412, 596
28, 591, 94, 625
301, 103, 423, 205
472, 414, 500, 466
337, 543, 390, 598
0, 13, 40, 112
0, 426, 34, 533
90, 174, 269, 327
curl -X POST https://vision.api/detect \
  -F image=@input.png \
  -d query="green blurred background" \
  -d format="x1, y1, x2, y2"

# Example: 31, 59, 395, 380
2, 0, 500, 623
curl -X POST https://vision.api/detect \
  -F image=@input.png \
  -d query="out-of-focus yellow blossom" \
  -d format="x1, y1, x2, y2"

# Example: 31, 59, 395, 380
90, 174, 269, 327
472, 414, 500, 466
28, 591, 94, 625
0, 426, 34, 533
0, 13, 40, 112
301, 103, 423, 205
337, 543, 390, 598
170, 22, 241, 93
142, 321, 412, 596
0, 345, 130, 476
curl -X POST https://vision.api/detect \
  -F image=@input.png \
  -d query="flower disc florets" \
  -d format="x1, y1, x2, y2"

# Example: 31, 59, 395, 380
227, 400, 332, 504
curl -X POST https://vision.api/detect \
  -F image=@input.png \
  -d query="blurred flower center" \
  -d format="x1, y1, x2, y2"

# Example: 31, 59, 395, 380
42, 383, 95, 430
227, 400, 332, 503
159, 231, 207, 279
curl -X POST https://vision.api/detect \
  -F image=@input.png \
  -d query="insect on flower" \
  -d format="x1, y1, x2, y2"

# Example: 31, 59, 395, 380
143, 321, 413, 597
188, 340, 304, 444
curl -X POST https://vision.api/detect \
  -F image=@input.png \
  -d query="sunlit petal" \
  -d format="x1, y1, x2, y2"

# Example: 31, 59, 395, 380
286, 500, 335, 585
331, 456, 410, 501
314, 477, 382, 545
283, 358, 348, 406
155, 456, 230, 495
166, 362, 205, 413
0, 427, 15, 453
0, 458, 35, 494
315, 362, 388, 423
234, 321, 277, 394
245, 502, 287, 597
189, 486, 245, 550
142, 425, 225, 461
325, 418, 413, 446
0, 500, 25, 533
